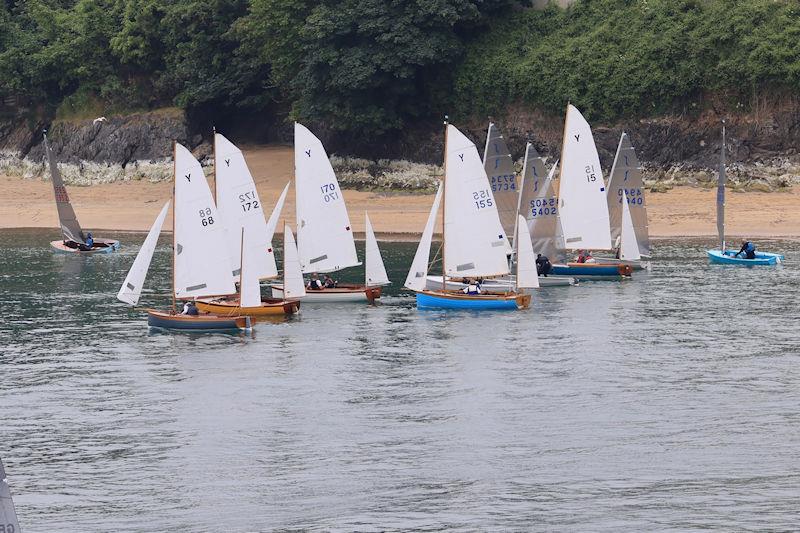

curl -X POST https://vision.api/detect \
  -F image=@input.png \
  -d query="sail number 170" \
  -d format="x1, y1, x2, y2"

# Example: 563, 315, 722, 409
320, 183, 339, 203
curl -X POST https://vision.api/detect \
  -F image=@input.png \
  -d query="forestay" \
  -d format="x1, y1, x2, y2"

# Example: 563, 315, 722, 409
215, 133, 277, 281
294, 122, 360, 274
117, 201, 170, 305
483, 122, 517, 241
404, 182, 443, 291
444, 124, 510, 279
607, 132, 650, 256
365, 213, 390, 286
239, 229, 262, 308
558, 105, 612, 250
518, 143, 564, 261
717, 124, 727, 251
44, 134, 84, 244
515, 215, 540, 289
0, 457, 21, 533
282, 224, 306, 299
620, 198, 641, 261
173, 143, 236, 299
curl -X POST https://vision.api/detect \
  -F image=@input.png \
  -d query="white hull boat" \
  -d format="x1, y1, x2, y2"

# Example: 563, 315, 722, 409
425, 274, 574, 291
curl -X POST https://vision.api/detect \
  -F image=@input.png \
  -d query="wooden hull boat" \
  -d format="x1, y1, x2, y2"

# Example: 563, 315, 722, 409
415, 290, 531, 310
270, 283, 382, 303
146, 309, 251, 331
425, 274, 574, 290
550, 262, 633, 280
195, 296, 300, 316
707, 250, 784, 266
50, 238, 120, 254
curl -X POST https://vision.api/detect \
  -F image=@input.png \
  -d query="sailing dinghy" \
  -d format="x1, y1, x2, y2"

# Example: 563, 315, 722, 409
706, 123, 783, 265
194, 133, 300, 315
44, 133, 119, 254
270, 123, 389, 303
117, 144, 251, 331
547, 105, 632, 279
406, 123, 531, 310
0, 456, 21, 533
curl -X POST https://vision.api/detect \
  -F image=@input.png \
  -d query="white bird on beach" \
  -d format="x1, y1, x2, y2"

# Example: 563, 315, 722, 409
93, 116, 107, 125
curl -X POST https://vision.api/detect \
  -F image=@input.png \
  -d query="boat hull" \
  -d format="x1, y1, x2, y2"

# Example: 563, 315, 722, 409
146, 309, 251, 331
707, 249, 784, 265
550, 263, 633, 280
588, 256, 650, 271
415, 290, 531, 310
270, 283, 382, 303
50, 238, 120, 254
425, 274, 574, 290
195, 297, 300, 316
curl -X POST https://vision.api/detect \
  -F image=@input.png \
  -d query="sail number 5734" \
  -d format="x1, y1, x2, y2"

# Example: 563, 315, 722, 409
320, 183, 339, 203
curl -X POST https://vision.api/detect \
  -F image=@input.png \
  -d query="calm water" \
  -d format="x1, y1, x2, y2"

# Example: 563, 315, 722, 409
1, 228, 799, 532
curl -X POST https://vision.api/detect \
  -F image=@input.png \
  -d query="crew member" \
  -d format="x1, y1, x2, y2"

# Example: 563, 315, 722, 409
536, 254, 552, 276
735, 240, 756, 259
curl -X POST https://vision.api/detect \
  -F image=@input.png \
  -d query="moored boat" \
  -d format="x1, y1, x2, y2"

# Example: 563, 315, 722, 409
44, 133, 119, 254
550, 262, 633, 279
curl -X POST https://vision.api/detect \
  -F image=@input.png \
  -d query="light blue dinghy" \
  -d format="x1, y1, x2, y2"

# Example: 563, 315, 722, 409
707, 249, 783, 266
706, 121, 784, 266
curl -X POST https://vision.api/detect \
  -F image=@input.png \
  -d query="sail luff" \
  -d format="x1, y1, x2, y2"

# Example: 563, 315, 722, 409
0, 457, 21, 533
44, 133, 84, 244
117, 200, 170, 305
405, 182, 443, 291
364, 212, 390, 286
717, 123, 727, 251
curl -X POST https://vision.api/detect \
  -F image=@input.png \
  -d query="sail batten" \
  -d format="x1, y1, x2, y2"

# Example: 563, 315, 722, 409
294, 123, 360, 274
44, 134, 84, 244
558, 105, 612, 251
443, 125, 510, 278
117, 201, 170, 305
607, 132, 650, 256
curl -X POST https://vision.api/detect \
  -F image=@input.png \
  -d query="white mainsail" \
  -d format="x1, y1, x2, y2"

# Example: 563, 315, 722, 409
518, 142, 565, 261
444, 124, 510, 278
483, 122, 517, 241
404, 182, 443, 291
117, 200, 170, 305
607, 132, 650, 256
558, 105, 612, 250
294, 122, 360, 273
515, 215, 540, 289
0, 457, 21, 533
265, 181, 290, 246
365, 212, 390, 286
239, 229, 262, 308
620, 198, 641, 261
282, 224, 306, 299
173, 143, 237, 299
214, 132, 277, 281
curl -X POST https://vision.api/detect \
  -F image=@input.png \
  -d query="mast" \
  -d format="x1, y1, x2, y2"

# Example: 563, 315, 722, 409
718, 120, 727, 252
171, 141, 177, 313
482, 120, 492, 165
212, 126, 217, 203
441, 116, 448, 291
511, 142, 531, 256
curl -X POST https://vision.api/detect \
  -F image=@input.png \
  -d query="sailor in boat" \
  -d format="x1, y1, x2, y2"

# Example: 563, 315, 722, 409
735, 240, 757, 259
181, 301, 199, 316
536, 254, 552, 276
463, 279, 482, 295
307, 273, 324, 290
323, 274, 336, 288
576, 250, 594, 263
76, 231, 94, 251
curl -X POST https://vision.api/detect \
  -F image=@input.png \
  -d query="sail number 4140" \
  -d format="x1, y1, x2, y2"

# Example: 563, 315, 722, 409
320, 183, 339, 203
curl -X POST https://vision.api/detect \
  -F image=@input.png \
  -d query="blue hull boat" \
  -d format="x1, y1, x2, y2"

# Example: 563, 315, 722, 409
415, 290, 531, 310
146, 310, 252, 331
550, 262, 633, 280
706, 249, 784, 265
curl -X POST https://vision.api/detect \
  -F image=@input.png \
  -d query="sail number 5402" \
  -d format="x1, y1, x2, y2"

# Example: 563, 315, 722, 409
473, 189, 494, 210
320, 183, 339, 203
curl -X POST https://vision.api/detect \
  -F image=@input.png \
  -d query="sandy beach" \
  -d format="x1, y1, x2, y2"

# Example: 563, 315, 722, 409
2, 145, 798, 240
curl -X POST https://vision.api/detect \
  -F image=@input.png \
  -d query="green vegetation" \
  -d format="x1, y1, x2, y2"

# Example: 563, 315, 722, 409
1, 0, 799, 141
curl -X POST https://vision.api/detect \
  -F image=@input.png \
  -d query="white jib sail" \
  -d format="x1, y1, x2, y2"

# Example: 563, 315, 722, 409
607, 132, 650, 256
365, 212, 390, 286
265, 181, 290, 246
404, 182, 443, 291
239, 228, 262, 308
444, 124, 510, 278
294, 122, 360, 274
0, 457, 21, 533
174, 143, 237, 299
620, 195, 641, 261
515, 215, 540, 289
282, 223, 306, 299
558, 105, 612, 250
117, 200, 170, 305
215, 133, 277, 281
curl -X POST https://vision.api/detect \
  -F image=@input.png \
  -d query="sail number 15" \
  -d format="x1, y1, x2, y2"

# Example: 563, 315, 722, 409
585, 165, 598, 183
320, 183, 339, 203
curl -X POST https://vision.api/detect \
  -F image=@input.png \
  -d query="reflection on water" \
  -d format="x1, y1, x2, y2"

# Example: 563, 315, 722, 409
1, 229, 799, 531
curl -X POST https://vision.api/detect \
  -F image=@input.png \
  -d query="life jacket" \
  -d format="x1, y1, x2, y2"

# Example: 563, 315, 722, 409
745, 242, 755, 253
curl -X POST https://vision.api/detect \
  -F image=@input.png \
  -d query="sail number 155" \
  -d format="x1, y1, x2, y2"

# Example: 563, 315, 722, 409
473, 189, 494, 210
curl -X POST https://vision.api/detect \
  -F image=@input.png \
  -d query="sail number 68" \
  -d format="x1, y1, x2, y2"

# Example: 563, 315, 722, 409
199, 207, 214, 226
